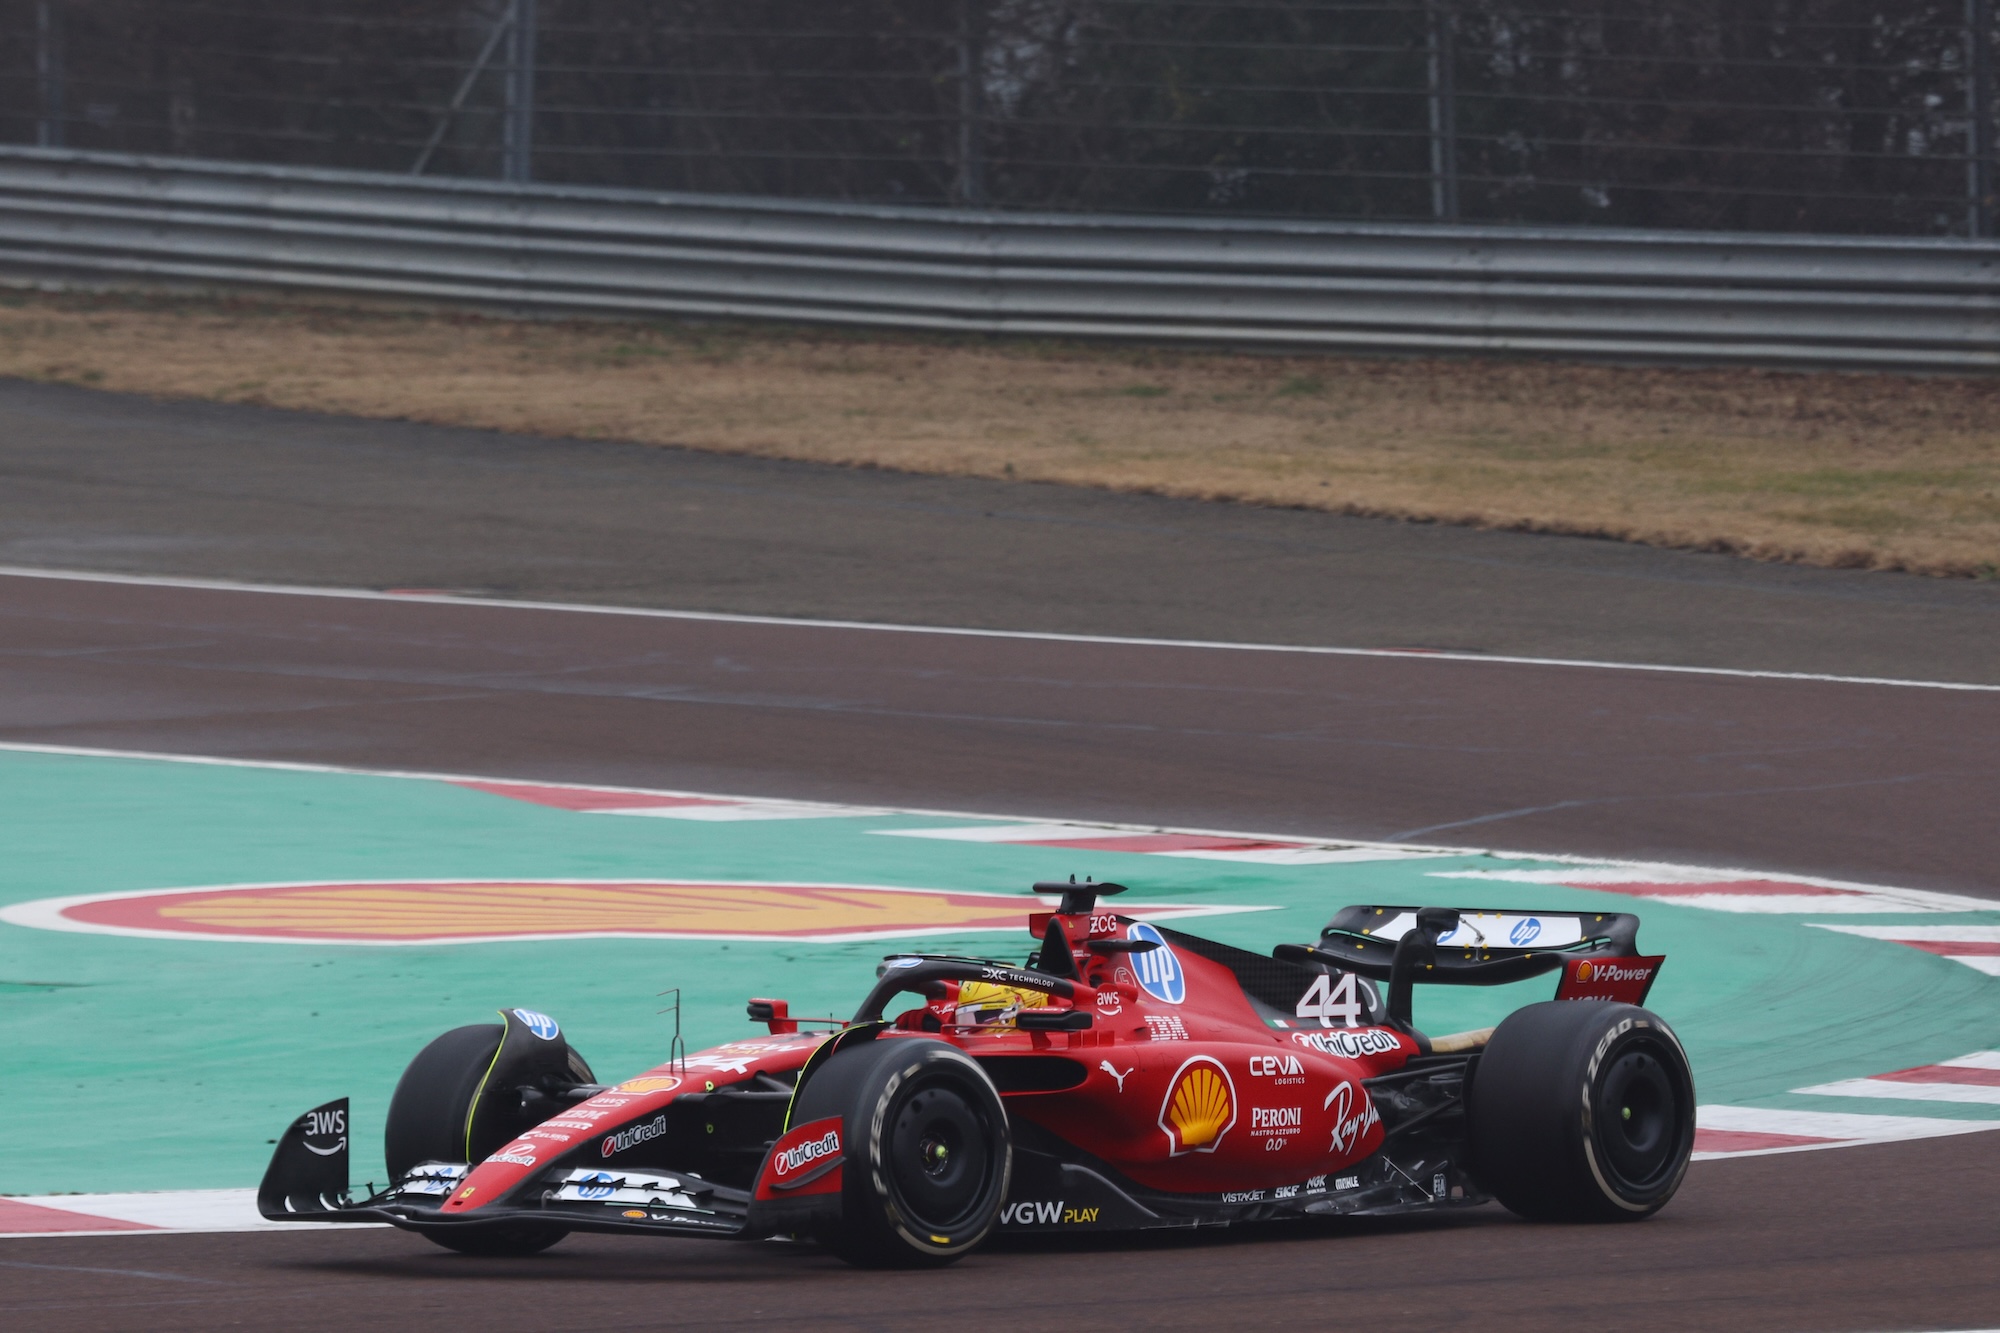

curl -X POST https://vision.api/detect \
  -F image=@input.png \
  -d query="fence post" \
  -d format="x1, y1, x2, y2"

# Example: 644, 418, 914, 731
1426, 0, 1459, 221
956, 0, 986, 207
35, 0, 66, 149
1972, 0, 1994, 237
503, 0, 537, 183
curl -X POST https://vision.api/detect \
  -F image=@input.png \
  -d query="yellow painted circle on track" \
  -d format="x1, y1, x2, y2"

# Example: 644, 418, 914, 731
52, 880, 1047, 942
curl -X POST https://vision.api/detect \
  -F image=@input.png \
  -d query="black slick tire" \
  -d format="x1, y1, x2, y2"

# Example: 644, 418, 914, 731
792, 1036, 1011, 1268
384, 1023, 572, 1258
1467, 1001, 1695, 1223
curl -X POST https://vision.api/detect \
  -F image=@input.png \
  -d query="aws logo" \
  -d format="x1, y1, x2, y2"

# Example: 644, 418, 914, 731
1160, 1056, 1237, 1155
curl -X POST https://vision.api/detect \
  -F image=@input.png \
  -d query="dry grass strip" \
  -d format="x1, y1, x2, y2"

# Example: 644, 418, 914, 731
3, 288, 1997, 577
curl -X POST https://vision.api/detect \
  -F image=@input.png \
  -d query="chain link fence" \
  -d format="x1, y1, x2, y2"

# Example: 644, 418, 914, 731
2, 1, 1996, 236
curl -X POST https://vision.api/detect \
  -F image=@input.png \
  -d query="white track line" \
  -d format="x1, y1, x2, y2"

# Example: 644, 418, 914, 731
0, 1189, 368, 1236
2, 564, 1993, 693
1693, 1105, 2000, 1160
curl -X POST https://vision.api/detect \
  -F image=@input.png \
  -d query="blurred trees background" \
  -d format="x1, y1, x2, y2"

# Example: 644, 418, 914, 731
0, 0, 1991, 235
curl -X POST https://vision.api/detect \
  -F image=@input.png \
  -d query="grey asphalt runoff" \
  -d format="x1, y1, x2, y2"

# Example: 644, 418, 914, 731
2, 377, 1996, 684
2, 1133, 1997, 1333
2, 379, 1998, 1332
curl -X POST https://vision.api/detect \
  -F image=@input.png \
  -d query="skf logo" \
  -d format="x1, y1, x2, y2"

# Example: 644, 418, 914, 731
1160, 1056, 1236, 1155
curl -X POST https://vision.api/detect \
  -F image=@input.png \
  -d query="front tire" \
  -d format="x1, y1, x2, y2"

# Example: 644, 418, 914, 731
792, 1037, 1011, 1268
385, 1023, 585, 1258
1468, 1001, 1694, 1222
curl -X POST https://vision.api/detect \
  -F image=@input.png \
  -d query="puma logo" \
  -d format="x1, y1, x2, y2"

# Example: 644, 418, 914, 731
1099, 1061, 1134, 1092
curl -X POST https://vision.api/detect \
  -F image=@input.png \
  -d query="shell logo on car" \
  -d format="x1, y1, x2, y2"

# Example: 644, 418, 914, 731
1160, 1056, 1236, 1155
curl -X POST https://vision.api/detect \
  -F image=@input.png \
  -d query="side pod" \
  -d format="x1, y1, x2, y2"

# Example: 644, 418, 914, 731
258, 1097, 350, 1219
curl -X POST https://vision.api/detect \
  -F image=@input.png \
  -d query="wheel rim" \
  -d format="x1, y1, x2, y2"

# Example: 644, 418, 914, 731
886, 1081, 993, 1232
1595, 1043, 1683, 1190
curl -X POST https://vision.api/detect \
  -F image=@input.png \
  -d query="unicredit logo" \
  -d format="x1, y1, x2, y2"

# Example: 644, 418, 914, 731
600, 1114, 669, 1157
773, 1129, 840, 1176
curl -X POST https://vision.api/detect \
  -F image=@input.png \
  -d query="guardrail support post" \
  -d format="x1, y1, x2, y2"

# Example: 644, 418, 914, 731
35, 0, 66, 149
956, 0, 986, 208
503, 0, 537, 184
1971, 0, 1994, 238
1426, 0, 1459, 222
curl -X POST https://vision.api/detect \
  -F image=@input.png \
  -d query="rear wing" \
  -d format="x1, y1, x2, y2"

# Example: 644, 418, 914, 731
1273, 904, 1661, 1028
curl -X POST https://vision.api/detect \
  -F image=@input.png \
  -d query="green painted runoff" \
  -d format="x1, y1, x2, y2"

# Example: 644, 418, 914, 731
0, 749, 1993, 1195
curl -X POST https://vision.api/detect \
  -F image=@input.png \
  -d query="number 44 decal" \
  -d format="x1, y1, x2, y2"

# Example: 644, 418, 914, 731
1296, 973, 1364, 1028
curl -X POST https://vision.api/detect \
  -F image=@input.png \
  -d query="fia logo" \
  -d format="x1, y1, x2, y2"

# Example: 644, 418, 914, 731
1127, 923, 1185, 1004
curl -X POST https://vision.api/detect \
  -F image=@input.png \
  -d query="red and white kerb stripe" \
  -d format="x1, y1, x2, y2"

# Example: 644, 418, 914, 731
872, 823, 1440, 865
1810, 925, 2000, 976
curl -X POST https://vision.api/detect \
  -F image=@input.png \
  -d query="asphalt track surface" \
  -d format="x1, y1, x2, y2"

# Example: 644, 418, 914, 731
4, 378, 1998, 684
3, 382, 1999, 1330
4, 1137, 1994, 1333
3, 573, 1996, 900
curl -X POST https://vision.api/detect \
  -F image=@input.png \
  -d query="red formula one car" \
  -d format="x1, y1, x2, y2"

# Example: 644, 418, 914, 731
260, 880, 1695, 1266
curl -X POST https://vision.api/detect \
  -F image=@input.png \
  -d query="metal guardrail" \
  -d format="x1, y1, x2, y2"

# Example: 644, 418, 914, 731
2, 147, 1998, 371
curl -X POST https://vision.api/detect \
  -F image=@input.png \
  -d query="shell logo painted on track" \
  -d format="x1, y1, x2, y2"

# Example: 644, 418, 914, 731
1160, 1056, 1236, 1155
0, 880, 1072, 945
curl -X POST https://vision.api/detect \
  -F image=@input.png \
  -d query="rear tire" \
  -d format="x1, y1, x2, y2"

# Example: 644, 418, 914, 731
792, 1037, 1011, 1268
1468, 1001, 1694, 1223
384, 1023, 583, 1258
